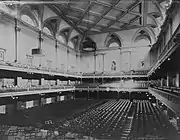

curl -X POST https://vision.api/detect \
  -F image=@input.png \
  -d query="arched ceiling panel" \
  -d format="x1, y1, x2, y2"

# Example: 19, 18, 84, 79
58, 20, 71, 33
57, 35, 66, 44
21, 14, 36, 27
43, 6, 57, 22
59, 27, 73, 44
1, 0, 170, 37
42, 16, 61, 37
69, 29, 79, 40
147, 15, 158, 28
68, 41, 74, 49
43, 27, 52, 36
20, 6, 39, 27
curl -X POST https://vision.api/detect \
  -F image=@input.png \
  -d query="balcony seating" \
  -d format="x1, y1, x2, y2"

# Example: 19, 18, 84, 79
0, 84, 75, 94
82, 70, 148, 77
75, 83, 101, 88
0, 60, 79, 76
99, 81, 149, 89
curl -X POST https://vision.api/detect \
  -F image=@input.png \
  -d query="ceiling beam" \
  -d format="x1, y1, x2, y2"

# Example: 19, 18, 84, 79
92, 0, 141, 16
88, 24, 145, 35
68, 3, 141, 17
67, 11, 141, 26
86, 0, 121, 33
75, 1, 93, 26
48, 5, 83, 34
142, 0, 148, 26
106, 0, 142, 28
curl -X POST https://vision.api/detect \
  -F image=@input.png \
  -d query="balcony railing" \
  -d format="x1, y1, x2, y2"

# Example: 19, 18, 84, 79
82, 70, 149, 77
149, 87, 180, 115
0, 85, 75, 94
0, 60, 81, 76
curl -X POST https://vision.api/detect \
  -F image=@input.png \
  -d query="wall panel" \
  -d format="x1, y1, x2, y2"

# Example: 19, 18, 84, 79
18, 26, 38, 65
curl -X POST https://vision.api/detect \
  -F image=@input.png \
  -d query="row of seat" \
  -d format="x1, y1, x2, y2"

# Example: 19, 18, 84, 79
130, 100, 176, 139
0, 99, 178, 140
58, 99, 178, 139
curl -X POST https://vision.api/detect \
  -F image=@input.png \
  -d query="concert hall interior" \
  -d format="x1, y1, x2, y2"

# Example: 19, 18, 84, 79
0, 0, 180, 139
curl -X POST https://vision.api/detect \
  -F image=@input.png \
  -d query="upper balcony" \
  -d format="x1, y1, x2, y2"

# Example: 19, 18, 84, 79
0, 84, 75, 98
75, 80, 149, 92
82, 70, 149, 78
0, 60, 81, 79
149, 87, 180, 116
0, 60, 149, 80
148, 2, 180, 76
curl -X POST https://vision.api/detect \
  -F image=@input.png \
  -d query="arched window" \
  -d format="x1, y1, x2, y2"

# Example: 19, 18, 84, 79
105, 33, 122, 48
133, 28, 155, 45
21, 14, 35, 26
134, 38, 151, 46
109, 42, 119, 48
68, 41, 74, 49
43, 27, 51, 36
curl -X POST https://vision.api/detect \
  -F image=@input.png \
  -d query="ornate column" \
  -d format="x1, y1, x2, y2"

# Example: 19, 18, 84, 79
14, 18, 21, 62
76, 53, 79, 73
38, 31, 43, 67
94, 52, 97, 73
102, 53, 105, 84
55, 39, 58, 70
167, 73, 169, 87
119, 48, 121, 72
67, 47, 69, 72
176, 73, 179, 88
161, 78, 164, 87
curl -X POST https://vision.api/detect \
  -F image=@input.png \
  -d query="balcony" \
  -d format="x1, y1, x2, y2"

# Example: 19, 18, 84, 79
82, 70, 148, 78
0, 85, 75, 98
148, 19, 180, 76
75, 81, 149, 92
0, 60, 81, 78
148, 87, 180, 115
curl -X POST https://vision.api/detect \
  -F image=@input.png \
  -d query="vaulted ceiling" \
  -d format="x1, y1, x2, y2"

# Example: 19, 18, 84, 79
2, 0, 172, 51
46, 0, 167, 35
4, 0, 169, 36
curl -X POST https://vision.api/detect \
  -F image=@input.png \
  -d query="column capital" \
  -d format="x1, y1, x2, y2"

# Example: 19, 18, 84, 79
15, 26, 21, 32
